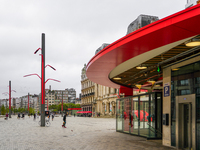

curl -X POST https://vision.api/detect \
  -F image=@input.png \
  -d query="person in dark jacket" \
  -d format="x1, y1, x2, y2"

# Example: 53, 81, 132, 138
18, 113, 20, 119
22, 113, 25, 119
52, 113, 54, 121
33, 113, 36, 121
62, 113, 67, 128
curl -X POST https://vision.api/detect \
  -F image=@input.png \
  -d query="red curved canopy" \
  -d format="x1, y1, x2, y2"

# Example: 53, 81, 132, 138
86, 4, 200, 88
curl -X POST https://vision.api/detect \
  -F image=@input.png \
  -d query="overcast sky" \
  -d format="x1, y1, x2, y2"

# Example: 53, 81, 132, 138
0, 0, 186, 99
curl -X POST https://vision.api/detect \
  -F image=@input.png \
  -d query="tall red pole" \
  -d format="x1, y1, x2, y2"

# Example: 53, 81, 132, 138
61, 91, 63, 116
28, 93, 29, 111
41, 33, 45, 127
47, 99, 48, 111
41, 54, 45, 105
9, 81, 11, 118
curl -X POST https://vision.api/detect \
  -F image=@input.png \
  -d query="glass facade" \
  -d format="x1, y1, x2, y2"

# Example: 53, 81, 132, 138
171, 61, 200, 149
116, 92, 162, 139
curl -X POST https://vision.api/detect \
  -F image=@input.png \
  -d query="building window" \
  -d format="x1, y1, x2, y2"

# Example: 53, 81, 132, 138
179, 79, 189, 86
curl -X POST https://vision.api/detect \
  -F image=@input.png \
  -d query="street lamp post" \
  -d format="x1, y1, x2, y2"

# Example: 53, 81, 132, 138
62, 91, 63, 117
28, 93, 29, 112
2, 82, 16, 118
24, 33, 60, 127
41, 34, 45, 126
9, 81, 11, 118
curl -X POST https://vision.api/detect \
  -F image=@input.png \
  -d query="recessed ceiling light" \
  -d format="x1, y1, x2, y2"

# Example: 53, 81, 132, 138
172, 68, 179, 71
185, 38, 200, 47
113, 77, 121, 80
136, 66, 147, 69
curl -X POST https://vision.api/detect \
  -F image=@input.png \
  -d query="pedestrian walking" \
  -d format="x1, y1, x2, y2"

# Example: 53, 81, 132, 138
33, 113, 36, 121
18, 113, 20, 119
52, 113, 54, 121
74, 113, 75, 117
5, 113, 8, 120
22, 113, 25, 119
62, 112, 67, 128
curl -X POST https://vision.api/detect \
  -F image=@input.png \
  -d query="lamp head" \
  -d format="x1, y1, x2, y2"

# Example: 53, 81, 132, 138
34, 48, 41, 54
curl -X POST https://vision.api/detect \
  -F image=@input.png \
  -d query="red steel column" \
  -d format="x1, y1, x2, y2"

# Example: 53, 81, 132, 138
28, 93, 29, 111
9, 81, 11, 118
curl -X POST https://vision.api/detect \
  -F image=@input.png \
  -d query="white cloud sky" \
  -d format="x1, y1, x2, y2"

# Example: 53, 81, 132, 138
0, 0, 186, 99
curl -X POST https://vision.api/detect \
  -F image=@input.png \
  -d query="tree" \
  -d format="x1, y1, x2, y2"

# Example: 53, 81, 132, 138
29, 107, 35, 115
75, 104, 81, 108
49, 104, 57, 111
53, 109, 58, 112
6, 107, 9, 113
14, 108, 18, 114
1, 104, 6, 115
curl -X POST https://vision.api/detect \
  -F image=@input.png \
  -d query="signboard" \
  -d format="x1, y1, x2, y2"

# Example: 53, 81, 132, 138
164, 83, 170, 97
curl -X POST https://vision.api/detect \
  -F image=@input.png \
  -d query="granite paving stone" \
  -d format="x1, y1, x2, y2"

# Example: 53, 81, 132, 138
0, 115, 175, 150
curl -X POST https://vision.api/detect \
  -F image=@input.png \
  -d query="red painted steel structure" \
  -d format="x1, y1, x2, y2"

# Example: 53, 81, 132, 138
86, 4, 200, 89
9, 81, 11, 118
9, 83, 11, 110
41, 54, 45, 105
28, 93, 29, 111
68, 108, 82, 110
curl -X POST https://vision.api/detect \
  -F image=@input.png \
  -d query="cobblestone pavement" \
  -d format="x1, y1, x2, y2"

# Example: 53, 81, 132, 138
0, 115, 175, 150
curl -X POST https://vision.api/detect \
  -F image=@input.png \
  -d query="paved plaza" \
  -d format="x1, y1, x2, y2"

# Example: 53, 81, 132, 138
0, 115, 175, 150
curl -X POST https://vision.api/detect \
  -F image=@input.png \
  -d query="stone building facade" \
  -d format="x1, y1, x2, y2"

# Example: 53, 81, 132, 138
81, 64, 118, 117
93, 84, 118, 116
81, 64, 94, 112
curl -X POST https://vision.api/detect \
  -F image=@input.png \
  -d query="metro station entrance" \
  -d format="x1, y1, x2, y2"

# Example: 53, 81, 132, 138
116, 92, 162, 139
176, 94, 196, 150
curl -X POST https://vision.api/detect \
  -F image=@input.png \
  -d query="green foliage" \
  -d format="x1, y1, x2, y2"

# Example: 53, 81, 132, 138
28, 107, 35, 114
53, 109, 58, 112
1, 105, 6, 115
37, 111, 40, 115
6, 108, 9, 113
48, 103, 81, 112
49, 104, 58, 110
18, 107, 26, 113
75, 104, 81, 108
14, 108, 18, 113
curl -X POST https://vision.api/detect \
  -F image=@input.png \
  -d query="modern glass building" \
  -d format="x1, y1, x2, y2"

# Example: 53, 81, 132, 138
86, 3, 200, 150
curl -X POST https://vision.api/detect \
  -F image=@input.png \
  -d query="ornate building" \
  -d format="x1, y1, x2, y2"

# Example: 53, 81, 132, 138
81, 64, 118, 117
94, 84, 118, 116
81, 64, 94, 112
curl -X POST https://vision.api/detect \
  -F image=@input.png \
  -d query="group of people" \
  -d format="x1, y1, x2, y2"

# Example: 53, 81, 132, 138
5, 111, 68, 129
47, 113, 54, 121
17, 113, 25, 119
96, 112, 101, 117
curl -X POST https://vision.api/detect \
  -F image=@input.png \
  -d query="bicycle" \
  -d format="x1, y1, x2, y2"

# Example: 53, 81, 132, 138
38, 119, 51, 127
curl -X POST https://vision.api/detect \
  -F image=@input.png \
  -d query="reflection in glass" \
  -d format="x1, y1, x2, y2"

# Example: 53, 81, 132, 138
123, 98, 130, 133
